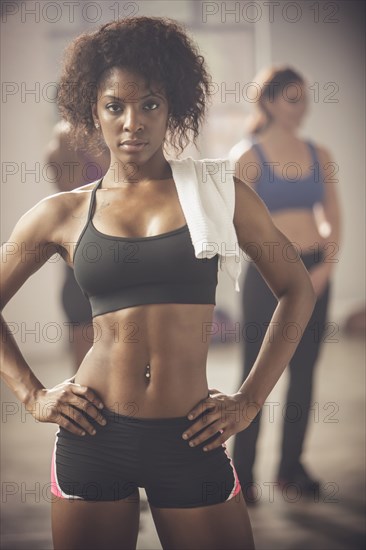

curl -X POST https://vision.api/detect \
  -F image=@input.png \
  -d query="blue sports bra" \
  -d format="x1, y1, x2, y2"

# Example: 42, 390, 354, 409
252, 140, 325, 212
72, 178, 219, 318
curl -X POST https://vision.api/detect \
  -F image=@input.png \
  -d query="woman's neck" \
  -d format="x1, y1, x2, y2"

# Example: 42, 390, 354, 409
258, 123, 300, 145
103, 149, 171, 188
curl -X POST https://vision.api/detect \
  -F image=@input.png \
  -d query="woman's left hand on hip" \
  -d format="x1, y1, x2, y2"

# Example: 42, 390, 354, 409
181, 389, 259, 452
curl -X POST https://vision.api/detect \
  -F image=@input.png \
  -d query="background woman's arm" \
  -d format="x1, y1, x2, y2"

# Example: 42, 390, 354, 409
309, 145, 342, 296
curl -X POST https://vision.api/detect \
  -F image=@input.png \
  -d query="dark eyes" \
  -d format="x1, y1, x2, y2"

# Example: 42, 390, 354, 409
106, 101, 160, 112
144, 101, 160, 111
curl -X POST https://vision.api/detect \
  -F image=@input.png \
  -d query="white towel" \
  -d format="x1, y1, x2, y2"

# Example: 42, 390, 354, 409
167, 156, 242, 292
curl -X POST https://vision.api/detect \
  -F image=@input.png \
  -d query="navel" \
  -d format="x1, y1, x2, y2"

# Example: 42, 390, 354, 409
145, 364, 151, 380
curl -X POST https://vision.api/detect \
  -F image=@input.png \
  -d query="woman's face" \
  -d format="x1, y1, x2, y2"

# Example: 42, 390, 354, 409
92, 66, 169, 168
264, 80, 308, 130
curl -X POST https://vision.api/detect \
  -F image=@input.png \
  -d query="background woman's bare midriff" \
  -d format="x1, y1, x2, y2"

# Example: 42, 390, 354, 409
270, 209, 327, 253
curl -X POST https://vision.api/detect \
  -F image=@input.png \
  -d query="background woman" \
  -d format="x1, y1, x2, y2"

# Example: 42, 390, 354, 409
1, 21, 316, 549
232, 66, 342, 504
45, 119, 110, 369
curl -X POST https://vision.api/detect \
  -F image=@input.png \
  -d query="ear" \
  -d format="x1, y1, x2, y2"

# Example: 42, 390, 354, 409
90, 102, 98, 126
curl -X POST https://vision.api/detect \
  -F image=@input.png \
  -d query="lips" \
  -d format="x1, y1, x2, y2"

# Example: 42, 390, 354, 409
120, 140, 147, 146
119, 139, 148, 153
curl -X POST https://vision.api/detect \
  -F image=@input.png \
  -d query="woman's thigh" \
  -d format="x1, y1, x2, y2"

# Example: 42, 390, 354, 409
50, 408, 144, 548
51, 490, 140, 550
150, 491, 255, 550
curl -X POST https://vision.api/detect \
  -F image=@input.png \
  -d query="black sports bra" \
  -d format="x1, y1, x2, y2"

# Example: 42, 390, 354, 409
72, 178, 219, 318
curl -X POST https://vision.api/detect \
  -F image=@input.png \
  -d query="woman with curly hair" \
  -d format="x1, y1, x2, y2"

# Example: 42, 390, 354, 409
1, 18, 316, 549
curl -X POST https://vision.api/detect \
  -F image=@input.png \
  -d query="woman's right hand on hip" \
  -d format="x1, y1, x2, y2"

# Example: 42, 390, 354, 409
24, 378, 107, 436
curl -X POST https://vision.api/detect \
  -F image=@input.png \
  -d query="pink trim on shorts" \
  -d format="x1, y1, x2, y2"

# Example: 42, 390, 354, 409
223, 446, 242, 501
50, 429, 84, 500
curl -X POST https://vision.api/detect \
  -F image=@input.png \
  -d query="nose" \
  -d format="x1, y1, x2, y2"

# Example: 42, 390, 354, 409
123, 105, 143, 133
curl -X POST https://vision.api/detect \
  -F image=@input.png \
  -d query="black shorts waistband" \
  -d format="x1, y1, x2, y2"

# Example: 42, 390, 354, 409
100, 391, 211, 426
101, 406, 190, 426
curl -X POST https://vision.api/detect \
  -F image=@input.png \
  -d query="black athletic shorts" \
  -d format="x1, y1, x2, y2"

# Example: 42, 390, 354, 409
50, 402, 241, 508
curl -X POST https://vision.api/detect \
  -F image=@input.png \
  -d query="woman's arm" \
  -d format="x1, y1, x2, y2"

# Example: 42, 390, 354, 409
309, 145, 342, 296
231, 175, 317, 411
0, 199, 60, 404
182, 174, 317, 451
0, 196, 106, 435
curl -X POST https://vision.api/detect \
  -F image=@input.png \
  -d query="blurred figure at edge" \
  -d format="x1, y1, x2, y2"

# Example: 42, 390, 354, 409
231, 65, 342, 504
45, 120, 110, 371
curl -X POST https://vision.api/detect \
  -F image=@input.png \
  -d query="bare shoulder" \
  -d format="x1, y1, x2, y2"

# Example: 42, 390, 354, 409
2, 182, 95, 256
236, 144, 259, 163
53, 181, 96, 209
233, 145, 261, 189
33, 181, 96, 233
0, 181, 96, 309
312, 142, 335, 165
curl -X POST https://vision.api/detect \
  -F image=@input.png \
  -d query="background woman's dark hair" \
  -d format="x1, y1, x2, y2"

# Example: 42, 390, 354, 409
246, 65, 305, 137
56, 16, 212, 157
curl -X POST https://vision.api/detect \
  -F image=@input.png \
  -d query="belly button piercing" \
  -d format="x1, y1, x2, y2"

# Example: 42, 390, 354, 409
145, 364, 151, 378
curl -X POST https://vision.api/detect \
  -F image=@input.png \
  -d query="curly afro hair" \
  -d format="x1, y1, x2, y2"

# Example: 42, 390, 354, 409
56, 16, 212, 157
